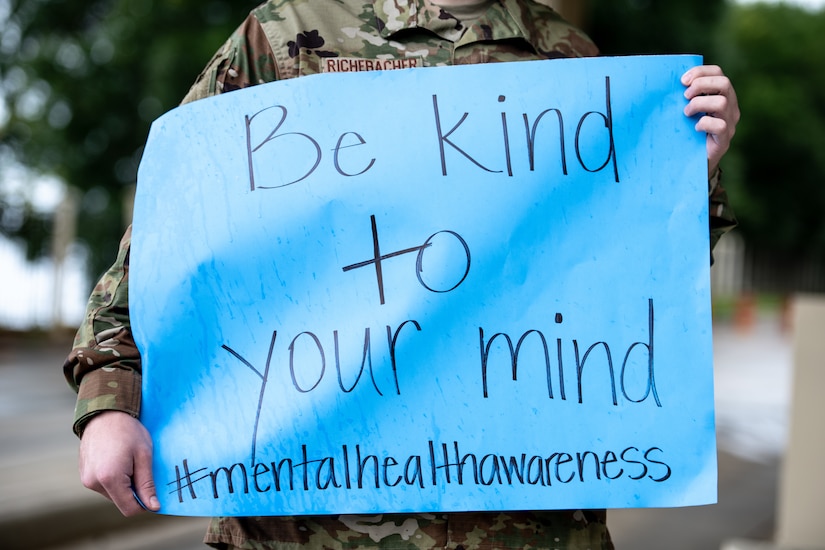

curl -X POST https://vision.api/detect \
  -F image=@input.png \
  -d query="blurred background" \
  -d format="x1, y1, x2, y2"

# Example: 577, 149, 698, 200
1, 0, 823, 548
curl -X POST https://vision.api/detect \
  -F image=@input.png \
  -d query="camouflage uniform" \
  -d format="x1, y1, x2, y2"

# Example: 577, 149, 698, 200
63, 0, 737, 548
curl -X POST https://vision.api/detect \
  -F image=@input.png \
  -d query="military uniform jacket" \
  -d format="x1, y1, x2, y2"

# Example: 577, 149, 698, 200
64, 1, 735, 548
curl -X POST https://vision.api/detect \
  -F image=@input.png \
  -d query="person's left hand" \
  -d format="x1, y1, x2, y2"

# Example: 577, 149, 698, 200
682, 65, 740, 176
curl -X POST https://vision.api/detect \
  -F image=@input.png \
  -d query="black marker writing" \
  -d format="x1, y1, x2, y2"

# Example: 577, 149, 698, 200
245, 105, 375, 191
480, 299, 659, 407
343, 214, 471, 305
166, 440, 672, 503
432, 76, 619, 181
221, 321, 422, 467
222, 331, 278, 465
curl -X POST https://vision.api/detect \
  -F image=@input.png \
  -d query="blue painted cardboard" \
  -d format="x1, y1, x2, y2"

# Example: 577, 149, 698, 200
131, 54, 716, 516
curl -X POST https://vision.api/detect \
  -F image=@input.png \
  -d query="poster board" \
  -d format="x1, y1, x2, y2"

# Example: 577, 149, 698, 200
131, 55, 717, 516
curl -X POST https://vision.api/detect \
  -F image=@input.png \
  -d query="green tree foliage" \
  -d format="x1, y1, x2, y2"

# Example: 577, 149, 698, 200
585, 0, 726, 58
0, 0, 259, 277
716, 3, 825, 257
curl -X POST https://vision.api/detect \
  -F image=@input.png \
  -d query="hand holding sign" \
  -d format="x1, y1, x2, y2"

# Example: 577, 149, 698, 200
79, 411, 160, 516
681, 64, 741, 175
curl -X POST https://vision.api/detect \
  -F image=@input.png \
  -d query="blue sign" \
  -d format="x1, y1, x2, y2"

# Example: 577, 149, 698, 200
131, 55, 716, 516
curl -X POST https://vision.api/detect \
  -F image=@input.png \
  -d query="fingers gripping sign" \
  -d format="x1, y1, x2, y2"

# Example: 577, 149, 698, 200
79, 411, 161, 516
681, 64, 741, 176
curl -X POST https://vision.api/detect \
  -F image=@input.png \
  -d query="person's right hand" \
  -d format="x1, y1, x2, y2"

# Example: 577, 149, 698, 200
78, 410, 160, 516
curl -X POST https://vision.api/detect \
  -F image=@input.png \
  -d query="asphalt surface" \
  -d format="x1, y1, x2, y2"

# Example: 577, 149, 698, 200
0, 314, 790, 550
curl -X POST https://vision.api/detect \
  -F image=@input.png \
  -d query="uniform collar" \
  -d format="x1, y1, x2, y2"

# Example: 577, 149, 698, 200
372, 0, 535, 48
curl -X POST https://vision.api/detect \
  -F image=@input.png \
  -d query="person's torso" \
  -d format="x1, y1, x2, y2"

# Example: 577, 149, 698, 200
253, 0, 597, 79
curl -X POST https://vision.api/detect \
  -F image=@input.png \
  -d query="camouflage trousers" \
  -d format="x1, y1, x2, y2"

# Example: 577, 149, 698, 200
205, 511, 614, 549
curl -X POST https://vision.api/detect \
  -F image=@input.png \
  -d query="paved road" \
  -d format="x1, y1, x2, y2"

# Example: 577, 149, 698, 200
0, 313, 790, 549
0, 333, 205, 550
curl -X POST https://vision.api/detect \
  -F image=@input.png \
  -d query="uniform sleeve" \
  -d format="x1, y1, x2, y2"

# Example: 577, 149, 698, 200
63, 227, 141, 436
181, 14, 280, 104
63, 13, 280, 438
708, 167, 738, 260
